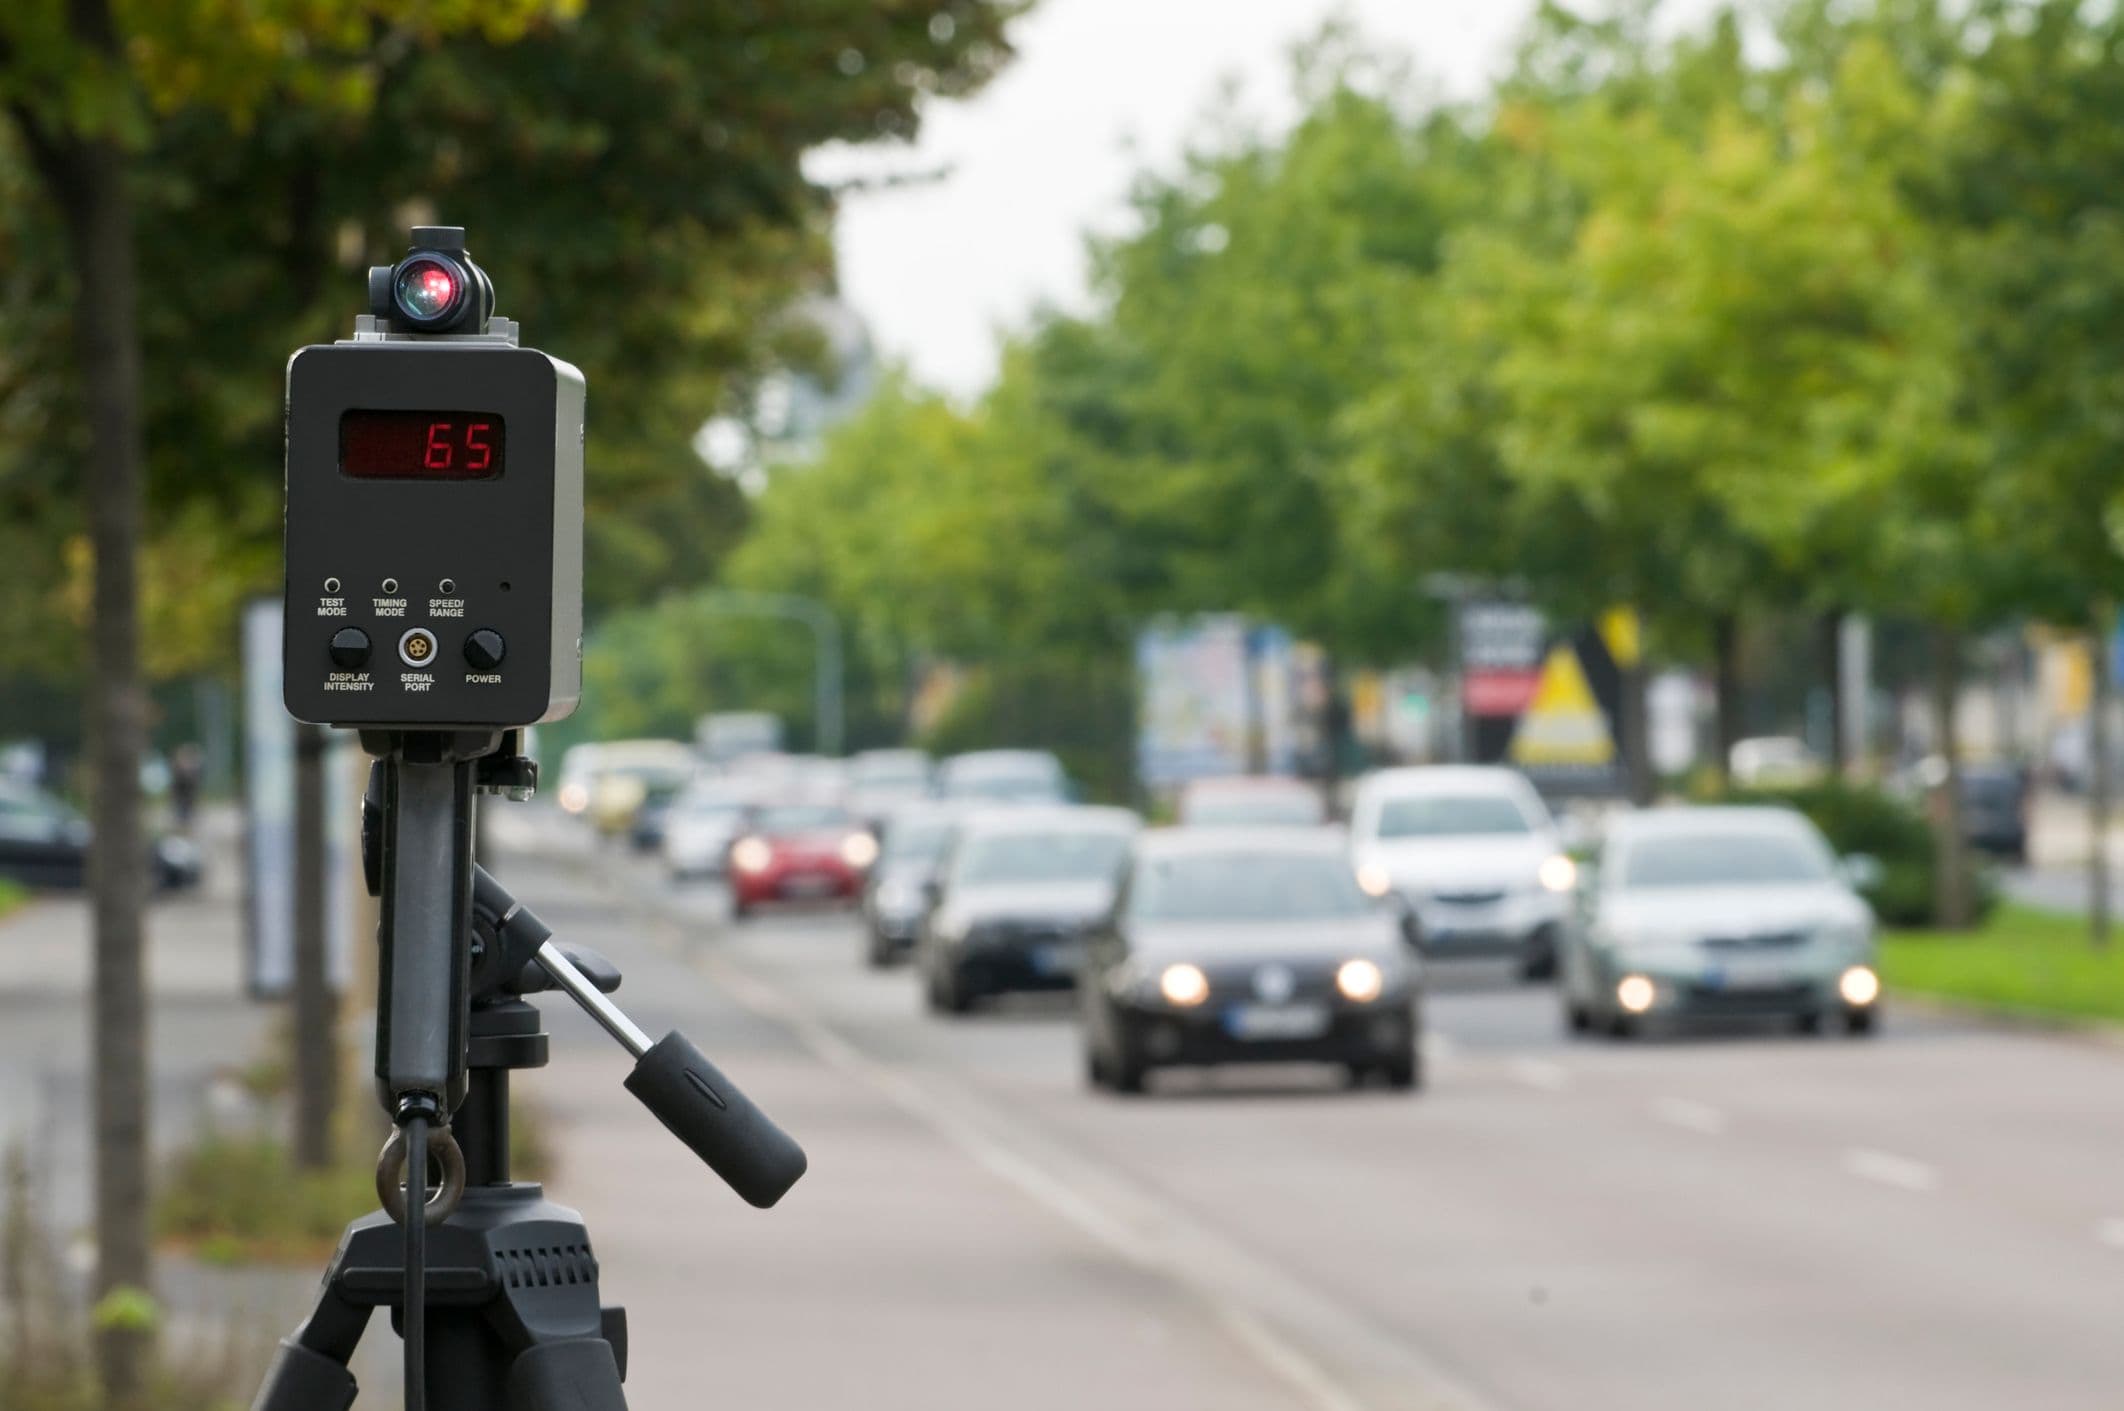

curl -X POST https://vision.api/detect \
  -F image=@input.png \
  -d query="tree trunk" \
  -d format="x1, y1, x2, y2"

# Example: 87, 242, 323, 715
36, 114, 153, 1402
1820, 609, 1847, 777
1621, 656, 1654, 806
2090, 610, 2113, 949
1712, 614, 1742, 788
1929, 625, 1972, 930
1317, 656, 1351, 822
291, 724, 338, 1170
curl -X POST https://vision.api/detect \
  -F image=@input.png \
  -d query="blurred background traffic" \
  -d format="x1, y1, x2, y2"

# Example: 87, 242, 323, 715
4, 0, 2124, 1408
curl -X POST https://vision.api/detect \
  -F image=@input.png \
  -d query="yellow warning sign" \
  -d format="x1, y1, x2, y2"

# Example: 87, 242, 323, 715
1508, 645, 1616, 767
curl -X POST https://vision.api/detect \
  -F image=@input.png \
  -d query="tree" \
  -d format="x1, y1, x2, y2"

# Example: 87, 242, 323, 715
0, 2, 1024, 1398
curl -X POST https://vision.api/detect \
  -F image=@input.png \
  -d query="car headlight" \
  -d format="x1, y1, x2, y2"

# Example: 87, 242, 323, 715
730, 837, 773, 874
1355, 862, 1393, 898
1336, 958, 1385, 1003
841, 832, 879, 868
1616, 974, 1657, 1014
1838, 965, 1881, 1007
558, 783, 589, 814
1538, 854, 1578, 893
1159, 963, 1210, 1007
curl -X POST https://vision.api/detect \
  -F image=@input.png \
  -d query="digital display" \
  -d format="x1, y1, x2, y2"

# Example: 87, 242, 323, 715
340, 410, 504, 480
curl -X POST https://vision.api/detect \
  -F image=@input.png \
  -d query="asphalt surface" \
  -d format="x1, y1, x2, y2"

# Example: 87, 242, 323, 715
494, 813, 2124, 1411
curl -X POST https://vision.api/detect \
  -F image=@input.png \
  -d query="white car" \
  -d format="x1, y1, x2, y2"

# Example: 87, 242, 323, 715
1560, 806, 1880, 1037
660, 780, 759, 879
1348, 766, 1576, 980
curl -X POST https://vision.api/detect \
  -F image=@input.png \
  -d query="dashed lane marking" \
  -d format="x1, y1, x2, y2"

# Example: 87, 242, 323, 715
1843, 1148, 1939, 1193
1651, 1097, 1728, 1136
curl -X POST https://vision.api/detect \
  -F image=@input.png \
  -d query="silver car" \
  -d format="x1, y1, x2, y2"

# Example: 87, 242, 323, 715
1561, 806, 1881, 1038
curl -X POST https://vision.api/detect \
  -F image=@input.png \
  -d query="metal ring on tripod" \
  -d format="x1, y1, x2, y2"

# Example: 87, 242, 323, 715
377, 1124, 467, 1226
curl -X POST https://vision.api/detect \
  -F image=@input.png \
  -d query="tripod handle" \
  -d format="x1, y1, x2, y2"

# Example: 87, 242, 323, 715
624, 1031, 808, 1208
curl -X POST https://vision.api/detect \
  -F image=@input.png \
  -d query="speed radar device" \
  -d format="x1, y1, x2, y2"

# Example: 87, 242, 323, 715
283, 226, 583, 730
259, 228, 805, 1411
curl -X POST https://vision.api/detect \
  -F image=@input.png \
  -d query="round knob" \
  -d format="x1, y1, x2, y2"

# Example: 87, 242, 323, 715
328, 627, 372, 669
463, 629, 506, 671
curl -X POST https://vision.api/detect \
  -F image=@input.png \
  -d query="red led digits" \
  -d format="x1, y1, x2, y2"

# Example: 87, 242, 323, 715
340, 410, 506, 480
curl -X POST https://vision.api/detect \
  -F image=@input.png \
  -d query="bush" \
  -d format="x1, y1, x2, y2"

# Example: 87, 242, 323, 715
0, 878, 27, 921
1706, 780, 1994, 927
155, 1136, 376, 1265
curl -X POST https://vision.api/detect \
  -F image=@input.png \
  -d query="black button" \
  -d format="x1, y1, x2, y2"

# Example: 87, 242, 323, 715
328, 627, 371, 669
463, 629, 506, 671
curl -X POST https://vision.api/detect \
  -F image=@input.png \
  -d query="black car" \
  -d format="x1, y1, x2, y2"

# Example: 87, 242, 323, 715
1959, 762, 2029, 862
0, 779, 202, 890
918, 806, 1139, 1014
860, 802, 962, 968
1080, 828, 1421, 1094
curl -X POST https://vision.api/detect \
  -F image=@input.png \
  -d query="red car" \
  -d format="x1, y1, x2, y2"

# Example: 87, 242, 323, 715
727, 803, 878, 916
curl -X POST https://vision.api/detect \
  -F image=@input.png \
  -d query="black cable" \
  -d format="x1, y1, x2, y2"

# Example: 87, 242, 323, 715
403, 1110, 429, 1411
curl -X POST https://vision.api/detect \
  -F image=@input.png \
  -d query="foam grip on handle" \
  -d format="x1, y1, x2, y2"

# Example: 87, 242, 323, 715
623, 1031, 807, 1208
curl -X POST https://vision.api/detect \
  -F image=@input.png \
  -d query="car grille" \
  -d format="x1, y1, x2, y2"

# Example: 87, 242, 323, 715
1199, 960, 1336, 1003
1431, 889, 1507, 906
1699, 931, 1808, 950
1679, 982, 1816, 1013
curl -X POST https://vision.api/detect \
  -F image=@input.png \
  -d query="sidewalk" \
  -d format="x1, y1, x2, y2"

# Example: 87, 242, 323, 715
0, 805, 310, 1375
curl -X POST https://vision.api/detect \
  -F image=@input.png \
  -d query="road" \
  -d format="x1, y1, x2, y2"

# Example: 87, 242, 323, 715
494, 813, 2124, 1411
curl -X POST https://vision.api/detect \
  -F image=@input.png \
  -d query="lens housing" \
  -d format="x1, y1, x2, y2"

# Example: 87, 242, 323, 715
369, 232, 495, 334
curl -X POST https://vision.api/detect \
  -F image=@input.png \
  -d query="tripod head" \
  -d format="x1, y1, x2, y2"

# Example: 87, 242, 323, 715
357, 733, 809, 1218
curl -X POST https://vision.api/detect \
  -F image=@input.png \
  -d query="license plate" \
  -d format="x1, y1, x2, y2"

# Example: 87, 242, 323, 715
783, 874, 837, 898
1704, 958, 1794, 991
1029, 942, 1082, 976
1224, 1003, 1331, 1041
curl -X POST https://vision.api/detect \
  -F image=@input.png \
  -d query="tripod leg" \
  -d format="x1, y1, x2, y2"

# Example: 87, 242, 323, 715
507, 1338, 629, 1411
250, 1286, 372, 1411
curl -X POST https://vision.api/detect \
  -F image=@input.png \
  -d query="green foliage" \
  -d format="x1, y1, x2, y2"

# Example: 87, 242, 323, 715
1712, 780, 1993, 928
0, 878, 27, 920
0, 0, 1026, 681
1883, 904, 2124, 1024
155, 1136, 376, 1265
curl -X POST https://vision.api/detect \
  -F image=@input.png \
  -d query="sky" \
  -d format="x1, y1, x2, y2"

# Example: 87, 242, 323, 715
809, 0, 1716, 399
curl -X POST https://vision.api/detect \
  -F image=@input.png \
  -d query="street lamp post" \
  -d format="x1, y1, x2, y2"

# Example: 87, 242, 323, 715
692, 589, 844, 756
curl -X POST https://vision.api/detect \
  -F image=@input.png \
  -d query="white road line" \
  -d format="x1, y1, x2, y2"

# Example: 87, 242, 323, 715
2095, 1218, 2124, 1251
689, 943, 1496, 1411
1651, 1097, 1727, 1136
1843, 1148, 1940, 1193
1509, 1057, 1570, 1092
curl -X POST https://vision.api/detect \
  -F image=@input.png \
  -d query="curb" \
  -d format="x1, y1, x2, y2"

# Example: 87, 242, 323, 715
1888, 989, 2124, 1053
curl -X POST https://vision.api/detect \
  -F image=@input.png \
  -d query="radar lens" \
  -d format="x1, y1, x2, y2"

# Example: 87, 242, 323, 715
395, 260, 461, 323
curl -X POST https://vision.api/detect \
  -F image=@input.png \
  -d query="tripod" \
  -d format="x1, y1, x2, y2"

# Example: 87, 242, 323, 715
252, 733, 805, 1411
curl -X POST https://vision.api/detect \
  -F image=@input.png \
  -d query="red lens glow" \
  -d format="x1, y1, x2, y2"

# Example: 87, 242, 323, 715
394, 259, 461, 321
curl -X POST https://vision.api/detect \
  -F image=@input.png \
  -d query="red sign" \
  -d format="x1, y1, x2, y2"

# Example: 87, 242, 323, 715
1463, 669, 1541, 717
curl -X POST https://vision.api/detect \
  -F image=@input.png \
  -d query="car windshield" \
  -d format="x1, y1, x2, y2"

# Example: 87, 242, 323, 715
854, 757, 928, 787
1618, 829, 1835, 888
1131, 851, 1370, 921
882, 819, 955, 863
949, 774, 1060, 800
753, 806, 851, 835
1374, 793, 1530, 838
955, 829, 1128, 885
1182, 791, 1322, 827
676, 795, 746, 819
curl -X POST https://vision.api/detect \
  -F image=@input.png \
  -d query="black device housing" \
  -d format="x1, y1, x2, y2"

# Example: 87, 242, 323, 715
284, 341, 584, 729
